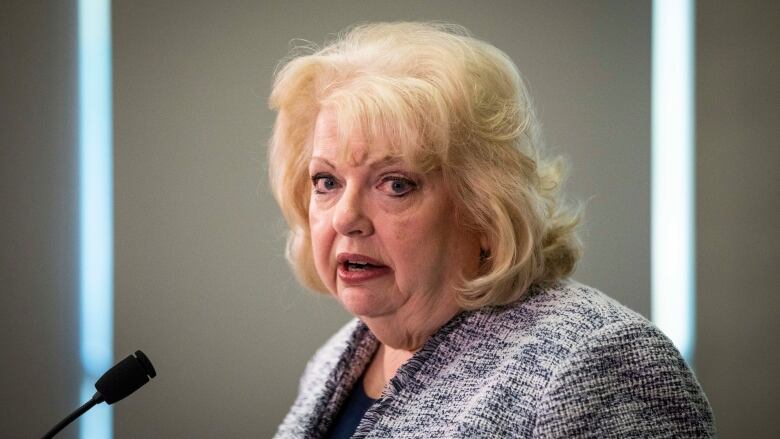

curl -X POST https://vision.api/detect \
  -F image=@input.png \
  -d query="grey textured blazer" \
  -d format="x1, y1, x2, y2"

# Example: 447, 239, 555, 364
275, 281, 715, 438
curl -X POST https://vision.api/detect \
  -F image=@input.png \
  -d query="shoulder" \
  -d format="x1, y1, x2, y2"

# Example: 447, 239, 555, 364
486, 280, 716, 438
460, 280, 661, 360
498, 280, 651, 334
275, 318, 366, 439
298, 318, 364, 390
441, 281, 715, 437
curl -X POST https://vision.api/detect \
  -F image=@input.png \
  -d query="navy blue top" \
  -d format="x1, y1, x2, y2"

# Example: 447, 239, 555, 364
325, 377, 377, 439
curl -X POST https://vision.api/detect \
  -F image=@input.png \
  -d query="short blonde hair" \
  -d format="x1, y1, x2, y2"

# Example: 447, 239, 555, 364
268, 22, 581, 309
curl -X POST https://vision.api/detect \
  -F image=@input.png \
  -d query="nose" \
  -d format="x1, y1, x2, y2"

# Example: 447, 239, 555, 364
332, 187, 374, 237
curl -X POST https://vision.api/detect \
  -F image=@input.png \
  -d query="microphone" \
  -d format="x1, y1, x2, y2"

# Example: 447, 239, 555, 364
42, 350, 157, 439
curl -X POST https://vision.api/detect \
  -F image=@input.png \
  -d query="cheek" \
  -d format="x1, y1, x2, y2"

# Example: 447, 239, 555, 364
308, 207, 334, 279
386, 199, 446, 243
386, 214, 446, 274
389, 202, 463, 279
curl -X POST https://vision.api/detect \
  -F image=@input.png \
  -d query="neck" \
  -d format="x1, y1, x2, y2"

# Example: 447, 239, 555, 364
359, 302, 460, 398
360, 288, 460, 351
362, 343, 414, 398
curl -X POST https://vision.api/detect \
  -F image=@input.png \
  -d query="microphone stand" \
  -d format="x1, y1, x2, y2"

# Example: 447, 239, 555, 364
42, 392, 105, 439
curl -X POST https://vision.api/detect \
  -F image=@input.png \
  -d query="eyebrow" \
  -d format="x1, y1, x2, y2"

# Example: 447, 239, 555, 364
309, 157, 336, 168
368, 156, 404, 169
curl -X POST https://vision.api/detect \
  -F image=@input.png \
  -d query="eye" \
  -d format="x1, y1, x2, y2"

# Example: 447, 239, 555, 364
378, 176, 417, 197
311, 173, 340, 194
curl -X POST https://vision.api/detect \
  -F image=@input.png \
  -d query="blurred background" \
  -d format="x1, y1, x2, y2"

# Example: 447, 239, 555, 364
2, 0, 778, 437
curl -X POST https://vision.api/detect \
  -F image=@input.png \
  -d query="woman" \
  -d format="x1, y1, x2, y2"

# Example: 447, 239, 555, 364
268, 22, 714, 438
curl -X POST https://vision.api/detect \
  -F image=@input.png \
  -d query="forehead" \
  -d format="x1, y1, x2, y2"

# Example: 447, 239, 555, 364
311, 108, 404, 167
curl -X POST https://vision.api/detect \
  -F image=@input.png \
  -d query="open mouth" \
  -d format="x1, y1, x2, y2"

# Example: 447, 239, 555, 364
336, 253, 391, 282
343, 261, 383, 271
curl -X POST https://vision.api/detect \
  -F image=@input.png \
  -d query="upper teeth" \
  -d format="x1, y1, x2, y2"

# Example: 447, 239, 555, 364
349, 261, 368, 266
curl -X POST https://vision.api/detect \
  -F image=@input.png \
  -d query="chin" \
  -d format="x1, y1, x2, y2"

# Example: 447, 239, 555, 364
336, 286, 392, 318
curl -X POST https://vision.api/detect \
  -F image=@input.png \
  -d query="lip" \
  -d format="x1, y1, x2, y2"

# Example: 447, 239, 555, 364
336, 252, 392, 284
336, 253, 386, 266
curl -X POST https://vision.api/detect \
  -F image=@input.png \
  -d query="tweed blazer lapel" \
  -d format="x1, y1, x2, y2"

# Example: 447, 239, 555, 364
302, 322, 379, 438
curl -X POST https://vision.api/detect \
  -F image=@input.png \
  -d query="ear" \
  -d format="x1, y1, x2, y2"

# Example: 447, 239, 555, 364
479, 234, 490, 255
478, 234, 492, 265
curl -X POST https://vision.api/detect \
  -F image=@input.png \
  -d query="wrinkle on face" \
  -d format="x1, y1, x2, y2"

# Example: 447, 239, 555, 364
308, 107, 482, 350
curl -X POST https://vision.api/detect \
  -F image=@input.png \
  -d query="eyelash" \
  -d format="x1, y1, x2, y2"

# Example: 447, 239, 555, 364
378, 176, 417, 197
311, 173, 339, 194
309, 173, 418, 197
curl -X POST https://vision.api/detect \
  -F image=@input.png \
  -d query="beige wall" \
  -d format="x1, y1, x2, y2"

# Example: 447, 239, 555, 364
696, 1, 780, 437
1, 1, 80, 438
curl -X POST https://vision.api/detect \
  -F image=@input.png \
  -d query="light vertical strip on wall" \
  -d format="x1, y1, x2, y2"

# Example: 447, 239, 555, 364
79, 0, 113, 437
651, 0, 696, 363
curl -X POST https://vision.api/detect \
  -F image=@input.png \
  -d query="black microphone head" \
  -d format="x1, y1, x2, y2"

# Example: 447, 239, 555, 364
94, 350, 157, 405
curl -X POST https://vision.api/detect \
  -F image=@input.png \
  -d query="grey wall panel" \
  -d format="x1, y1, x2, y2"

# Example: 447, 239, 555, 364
113, 1, 650, 436
696, 2, 780, 438
0, 1, 79, 438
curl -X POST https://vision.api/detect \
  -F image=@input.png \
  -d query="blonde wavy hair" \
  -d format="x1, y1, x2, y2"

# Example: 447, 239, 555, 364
268, 22, 582, 309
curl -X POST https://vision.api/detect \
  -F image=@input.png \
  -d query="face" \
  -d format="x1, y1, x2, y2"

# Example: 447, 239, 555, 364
307, 108, 482, 331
